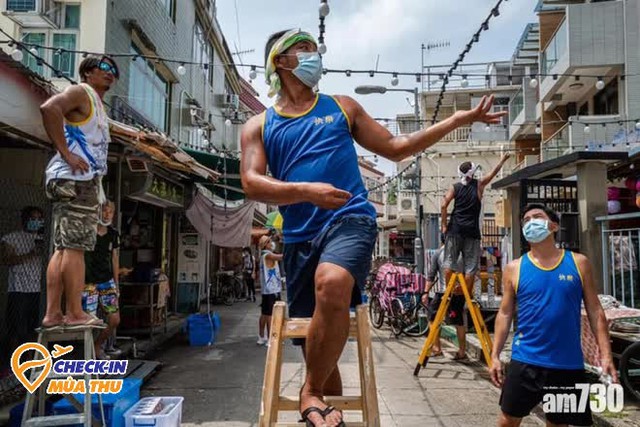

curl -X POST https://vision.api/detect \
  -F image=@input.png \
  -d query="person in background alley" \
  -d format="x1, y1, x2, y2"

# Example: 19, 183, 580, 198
1, 207, 45, 357
421, 233, 464, 358
241, 27, 506, 427
40, 55, 119, 328
242, 246, 257, 302
491, 204, 616, 427
83, 201, 121, 359
257, 235, 282, 347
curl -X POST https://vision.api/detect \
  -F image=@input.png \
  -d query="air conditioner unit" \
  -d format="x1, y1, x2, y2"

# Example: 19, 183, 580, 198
182, 106, 205, 127
216, 93, 239, 109
126, 157, 150, 173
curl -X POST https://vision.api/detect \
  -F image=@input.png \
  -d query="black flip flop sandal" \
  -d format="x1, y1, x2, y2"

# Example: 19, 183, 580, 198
300, 406, 326, 427
322, 405, 346, 427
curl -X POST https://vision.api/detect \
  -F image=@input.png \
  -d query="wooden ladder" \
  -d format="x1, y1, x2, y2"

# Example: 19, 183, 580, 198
414, 273, 494, 376
259, 302, 380, 427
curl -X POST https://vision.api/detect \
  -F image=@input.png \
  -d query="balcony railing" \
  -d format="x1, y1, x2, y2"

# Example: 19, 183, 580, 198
541, 19, 568, 76
3, 0, 59, 28
541, 123, 570, 162
440, 126, 471, 143
509, 88, 524, 125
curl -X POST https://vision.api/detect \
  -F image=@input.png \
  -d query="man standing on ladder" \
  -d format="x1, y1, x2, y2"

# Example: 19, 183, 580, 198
490, 204, 616, 427
440, 154, 510, 360
241, 28, 505, 427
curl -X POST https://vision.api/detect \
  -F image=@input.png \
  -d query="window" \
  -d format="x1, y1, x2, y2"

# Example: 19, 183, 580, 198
158, 0, 175, 20
129, 45, 170, 130
19, 4, 80, 79
7, 0, 36, 12
193, 21, 213, 84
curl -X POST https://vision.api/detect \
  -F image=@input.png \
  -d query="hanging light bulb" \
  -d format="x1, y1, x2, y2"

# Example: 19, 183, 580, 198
225, 118, 232, 127
318, 43, 327, 55
461, 75, 469, 88
485, 125, 491, 132
249, 66, 257, 80
584, 124, 591, 134
29, 47, 38, 57
319, 1, 330, 17
529, 78, 538, 89
596, 77, 605, 91
197, 128, 204, 136
177, 64, 187, 76
11, 48, 23, 62
535, 124, 542, 135
391, 73, 399, 86
202, 138, 209, 147
636, 120, 640, 130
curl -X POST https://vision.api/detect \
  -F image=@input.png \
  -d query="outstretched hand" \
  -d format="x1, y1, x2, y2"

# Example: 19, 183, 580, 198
459, 95, 507, 125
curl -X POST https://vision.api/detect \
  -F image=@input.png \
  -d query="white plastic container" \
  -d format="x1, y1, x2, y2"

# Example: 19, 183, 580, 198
124, 397, 184, 427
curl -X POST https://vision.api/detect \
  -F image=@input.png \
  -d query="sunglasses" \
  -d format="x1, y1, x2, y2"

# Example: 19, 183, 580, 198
98, 61, 119, 78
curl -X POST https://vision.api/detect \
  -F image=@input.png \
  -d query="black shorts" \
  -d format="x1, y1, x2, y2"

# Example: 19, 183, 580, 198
260, 293, 280, 316
500, 360, 593, 426
428, 293, 465, 326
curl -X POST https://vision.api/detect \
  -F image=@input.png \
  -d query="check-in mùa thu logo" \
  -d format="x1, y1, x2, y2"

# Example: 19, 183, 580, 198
11, 343, 128, 394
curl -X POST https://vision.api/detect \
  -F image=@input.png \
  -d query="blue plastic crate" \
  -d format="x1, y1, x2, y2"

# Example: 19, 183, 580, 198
186, 313, 219, 346
52, 377, 142, 427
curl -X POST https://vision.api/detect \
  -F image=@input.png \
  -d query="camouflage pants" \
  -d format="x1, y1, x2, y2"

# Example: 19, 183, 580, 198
45, 178, 99, 251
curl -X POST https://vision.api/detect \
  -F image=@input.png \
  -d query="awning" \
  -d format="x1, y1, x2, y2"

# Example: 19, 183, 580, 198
183, 148, 244, 201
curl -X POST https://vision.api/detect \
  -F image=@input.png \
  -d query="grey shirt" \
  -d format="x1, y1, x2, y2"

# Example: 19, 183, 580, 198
427, 247, 464, 294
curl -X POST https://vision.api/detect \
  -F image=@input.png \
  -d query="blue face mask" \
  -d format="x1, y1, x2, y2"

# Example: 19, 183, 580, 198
292, 52, 323, 89
522, 218, 551, 243
26, 219, 43, 232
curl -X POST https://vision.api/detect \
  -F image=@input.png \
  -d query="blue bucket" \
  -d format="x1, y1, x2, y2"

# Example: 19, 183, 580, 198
186, 313, 220, 346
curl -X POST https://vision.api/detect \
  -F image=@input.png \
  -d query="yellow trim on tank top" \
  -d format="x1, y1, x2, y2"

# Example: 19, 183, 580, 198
66, 84, 96, 126
570, 251, 585, 285
527, 249, 565, 271
330, 95, 352, 131
273, 93, 319, 118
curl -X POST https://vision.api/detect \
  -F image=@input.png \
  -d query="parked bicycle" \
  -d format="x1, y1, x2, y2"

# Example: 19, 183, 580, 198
210, 270, 243, 306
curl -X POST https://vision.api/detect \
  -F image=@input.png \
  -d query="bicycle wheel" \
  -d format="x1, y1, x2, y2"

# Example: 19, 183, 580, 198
233, 277, 244, 300
403, 303, 430, 337
390, 298, 404, 337
369, 296, 385, 329
221, 279, 234, 306
620, 340, 640, 401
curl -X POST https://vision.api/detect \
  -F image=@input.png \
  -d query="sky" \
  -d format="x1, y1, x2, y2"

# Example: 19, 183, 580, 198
217, 0, 540, 175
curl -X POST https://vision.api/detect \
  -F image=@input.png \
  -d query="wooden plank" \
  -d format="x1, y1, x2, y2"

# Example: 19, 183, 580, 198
356, 304, 380, 427
259, 302, 286, 427
277, 395, 363, 411
283, 318, 358, 338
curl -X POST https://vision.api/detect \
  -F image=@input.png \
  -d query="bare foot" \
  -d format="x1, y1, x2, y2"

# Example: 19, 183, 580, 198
300, 388, 343, 427
42, 313, 64, 328
65, 313, 103, 326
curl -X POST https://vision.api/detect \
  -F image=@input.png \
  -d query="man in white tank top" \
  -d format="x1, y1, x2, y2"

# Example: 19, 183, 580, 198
40, 55, 118, 328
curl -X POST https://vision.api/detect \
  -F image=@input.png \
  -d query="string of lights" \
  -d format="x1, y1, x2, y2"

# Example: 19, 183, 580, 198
4, 38, 639, 86
318, 1, 330, 55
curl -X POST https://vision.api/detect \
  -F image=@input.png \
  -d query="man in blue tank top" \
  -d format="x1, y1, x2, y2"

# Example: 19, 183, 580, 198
241, 28, 506, 427
491, 204, 617, 427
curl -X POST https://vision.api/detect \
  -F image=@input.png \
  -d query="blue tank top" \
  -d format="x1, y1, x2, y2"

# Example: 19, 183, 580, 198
262, 94, 376, 243
512, 250, 585, 369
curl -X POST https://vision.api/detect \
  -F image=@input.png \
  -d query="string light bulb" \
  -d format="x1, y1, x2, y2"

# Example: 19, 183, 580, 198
584, 124, 591, 134
11, 47, 23, 62
197, 128, 204, 136
319, 1, 330, 17
177, 64, 187, 76
529, 77, 538, 89
225, 119, 232, 127
535, 124, 541, 135
249, 66, 257, 80
203, 139, 209, 147
318, 43, 327, 55
461, 76, 469, 88
391, 73, 399, 86
596, 77, 605, 91
29, 47, 38, 57
636, 120, 640, 130
485, 125, 491, 132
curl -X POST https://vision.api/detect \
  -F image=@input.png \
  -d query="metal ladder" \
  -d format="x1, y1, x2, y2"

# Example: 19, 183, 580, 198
414, 273, 494, 376
21, 324, 107, 427
259, 302, 380, 427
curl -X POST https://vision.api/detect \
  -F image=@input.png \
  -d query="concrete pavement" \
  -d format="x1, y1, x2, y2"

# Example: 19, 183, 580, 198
142, 300, 545, 426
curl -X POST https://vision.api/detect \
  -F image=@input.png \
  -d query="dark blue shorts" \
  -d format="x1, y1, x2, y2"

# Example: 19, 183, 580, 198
283, 215, 377, 344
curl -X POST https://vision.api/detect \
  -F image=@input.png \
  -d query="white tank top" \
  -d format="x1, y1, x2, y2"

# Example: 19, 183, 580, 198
45, 83, 110, 184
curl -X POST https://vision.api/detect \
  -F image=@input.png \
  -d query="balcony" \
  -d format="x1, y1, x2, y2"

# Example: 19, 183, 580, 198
440, 126, 471, 143
541, 116, 635, 162
509, 79, 539, 140
539, 0, 624, 105
3, 0, 61, 28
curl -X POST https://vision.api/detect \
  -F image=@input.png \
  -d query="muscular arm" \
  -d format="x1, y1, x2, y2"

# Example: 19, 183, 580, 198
492, 259, 518, 361
40, 85, 89, 160
578, 253, 617, 381
479, 154, 510, 190
335, 95, 506, 162
425, 251, 440, 293
440, 187, 454, 232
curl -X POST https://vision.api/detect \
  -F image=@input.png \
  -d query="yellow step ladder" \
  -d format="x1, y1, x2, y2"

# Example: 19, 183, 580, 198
414, 273, 493, 376
259, 301, 380, 427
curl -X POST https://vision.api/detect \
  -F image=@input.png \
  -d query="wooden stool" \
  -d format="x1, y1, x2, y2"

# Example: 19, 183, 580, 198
22, 324, 106, 427
259, 302, 380, 427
